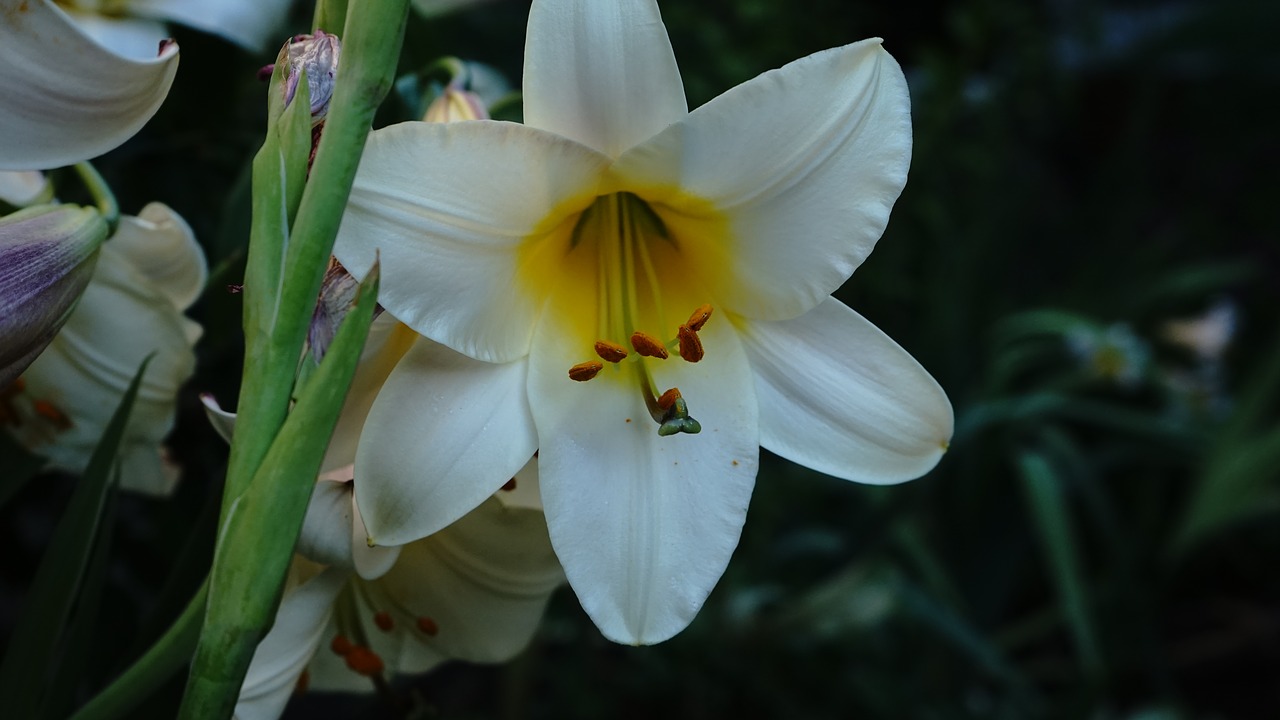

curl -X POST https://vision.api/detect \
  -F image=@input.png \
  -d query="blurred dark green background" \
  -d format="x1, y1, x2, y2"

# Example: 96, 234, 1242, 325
3, 0, 1278, 717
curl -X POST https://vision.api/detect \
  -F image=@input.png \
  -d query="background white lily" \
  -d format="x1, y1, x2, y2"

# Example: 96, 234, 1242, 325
5, 203, 206, 494
332, 0, 954, 644
235, 466, 562, 720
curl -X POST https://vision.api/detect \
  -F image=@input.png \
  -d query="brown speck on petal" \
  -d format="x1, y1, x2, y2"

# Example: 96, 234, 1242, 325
330, 635, 354, 656
501, 477, 517, 491
417, 616, 439, 636
373, 611, 394, 632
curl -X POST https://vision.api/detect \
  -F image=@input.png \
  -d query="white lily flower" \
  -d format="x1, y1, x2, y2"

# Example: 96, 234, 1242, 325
332, 0, 954, 645
5, 203, 206, 495
56, 0, 292, 57
0, 0, 179, 171
235, 465, 562, 720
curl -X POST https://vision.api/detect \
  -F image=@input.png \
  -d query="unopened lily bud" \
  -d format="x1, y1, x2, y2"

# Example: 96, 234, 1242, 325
423, 87, 489, 123
0, 205, 107, 386
281, 30, 341, 124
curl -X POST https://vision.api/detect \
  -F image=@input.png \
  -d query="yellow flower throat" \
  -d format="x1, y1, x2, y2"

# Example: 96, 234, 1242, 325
523, 191, 724, 437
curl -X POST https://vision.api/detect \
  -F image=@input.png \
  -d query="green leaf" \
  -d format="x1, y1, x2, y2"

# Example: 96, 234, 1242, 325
0, 358, 148, 717
44, 465, 120, 720
1017, 449, 1105, 679
1172, 425, 1280, 554
67, 580, 208, 720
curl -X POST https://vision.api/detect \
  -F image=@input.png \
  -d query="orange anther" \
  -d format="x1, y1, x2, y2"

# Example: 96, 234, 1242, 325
417, 616, 440, 636
630, 331, 669, 359
373, 611, 394, 632
594, 340, 629, 363
330, 634, 354, 656
33, 400, 72, 430
657, 387, 682, 411
686, 304, 714, 331
677, 325, 704, 363
501, 477, 517, 491
344, 646, 385, 677
568, 361, 603, 382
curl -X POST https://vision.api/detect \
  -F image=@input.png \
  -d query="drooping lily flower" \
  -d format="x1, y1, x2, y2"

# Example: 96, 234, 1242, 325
5, 203, 206, 494
0, 0, 179, 171
234, 465, 562, 720
334, 0, 953, 645
53, 0, 292, 57
0, 205, 108, 387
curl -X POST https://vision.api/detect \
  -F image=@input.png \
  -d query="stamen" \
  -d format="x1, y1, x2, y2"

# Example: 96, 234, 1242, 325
344, 646, 385, 677
657, 387, 682, 411
686, 304, 713, 331
677, 325, 704, 363
568, 361, 603, 382
417, 616, 440, 636
330, 635, 355, 656
594, 339, 629, 363
33, 400, 72, 430
631, 331, 669, 359
373, 611, 394, 632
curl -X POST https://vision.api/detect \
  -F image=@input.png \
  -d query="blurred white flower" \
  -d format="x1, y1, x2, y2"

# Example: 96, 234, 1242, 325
5, 203, 206, 495
1067, 322, 1151, 387
1162, 299, 1236, 362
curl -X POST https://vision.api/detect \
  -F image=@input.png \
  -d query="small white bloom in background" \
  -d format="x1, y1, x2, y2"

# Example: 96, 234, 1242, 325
5, 203, 207, 495
1162, 299, 1236, 362
0, 172, 54, 209
0, 0, 178, 171
0, 205, 108, 387
54, 0, 293, 57
1067, 322, 1151, 387
333, 0, 953, 644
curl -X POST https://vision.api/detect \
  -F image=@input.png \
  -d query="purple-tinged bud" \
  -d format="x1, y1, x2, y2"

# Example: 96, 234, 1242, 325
280, 30, 341, 124
423, 87, 489, 123
0, 205, 108, 386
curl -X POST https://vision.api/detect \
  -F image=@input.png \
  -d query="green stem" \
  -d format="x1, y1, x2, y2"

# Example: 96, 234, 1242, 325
69, 579, 208, 720
73, 162, 119, 234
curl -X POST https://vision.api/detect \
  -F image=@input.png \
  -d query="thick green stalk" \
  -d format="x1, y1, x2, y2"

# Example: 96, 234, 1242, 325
180, 1, 408, 716
180, 267, 381, 718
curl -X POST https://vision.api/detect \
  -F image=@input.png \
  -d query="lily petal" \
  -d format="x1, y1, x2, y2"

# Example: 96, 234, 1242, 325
322, 315, 418, 473
108, 203, 207, 311
614, 38, 911, 321
333, 121, 609, 363
353, 336, 537, 546
62, 12, 169, 60
236, 562, 348, 720
0, 0, 178, 170
529, 312, 760, 644
353, 495, 564, 666
740, 297, 953, 484
128, 0, 291, 53
523, 0, 686, 157
0, 171, 51, 208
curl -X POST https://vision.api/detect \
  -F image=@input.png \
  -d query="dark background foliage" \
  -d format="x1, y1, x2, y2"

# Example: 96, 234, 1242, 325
2, 0, 1278, 718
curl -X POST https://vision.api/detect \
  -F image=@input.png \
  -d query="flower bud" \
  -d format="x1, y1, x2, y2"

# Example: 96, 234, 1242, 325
0, 205, 107, 387
281, 30, 342, 124
423, 87, 489, 123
